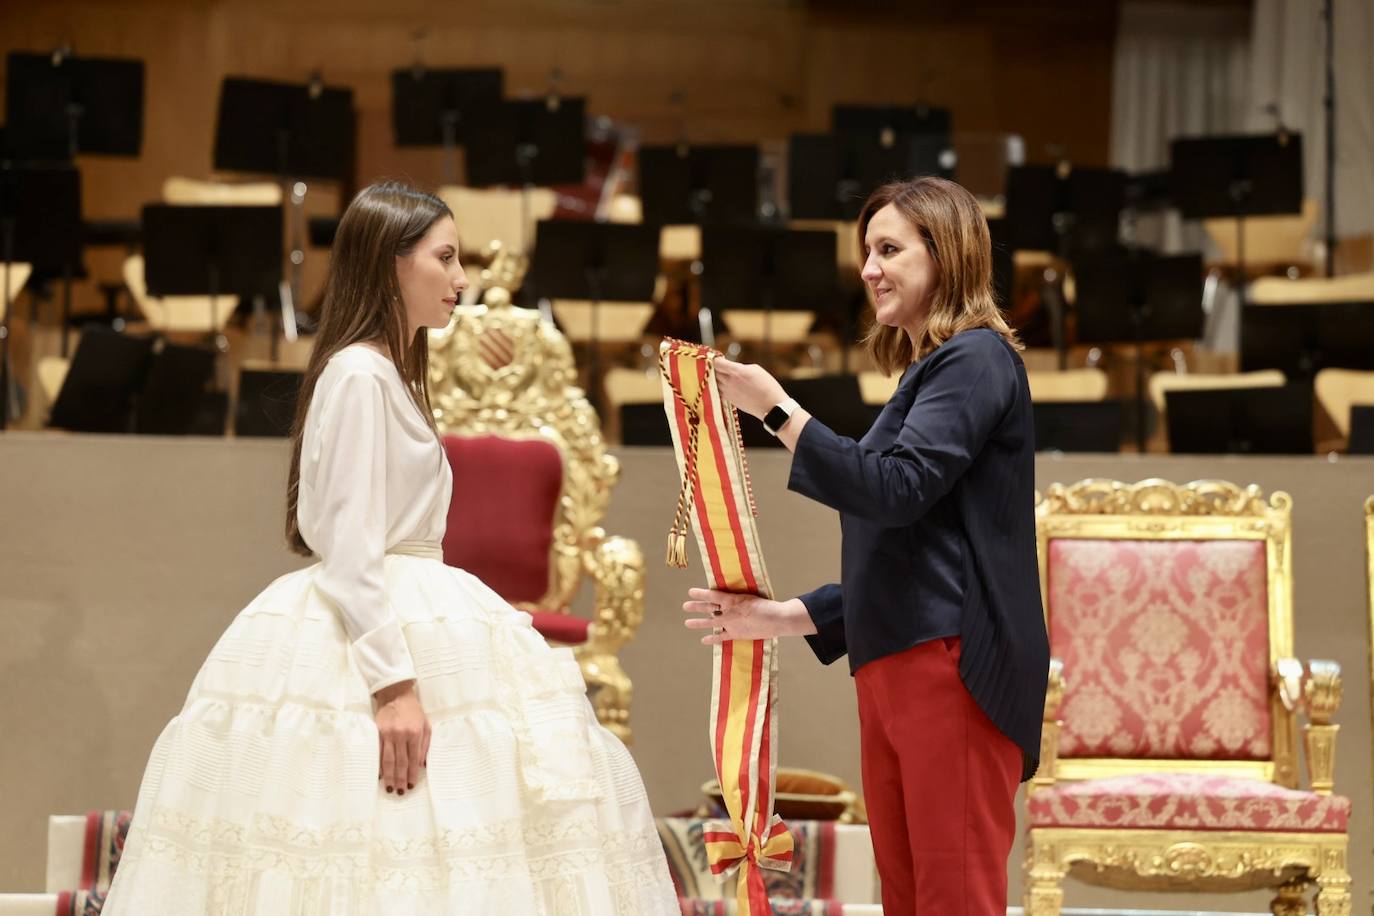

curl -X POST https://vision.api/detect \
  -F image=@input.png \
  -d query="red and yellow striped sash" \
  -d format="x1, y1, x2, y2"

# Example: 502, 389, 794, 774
659, 339, 793, 913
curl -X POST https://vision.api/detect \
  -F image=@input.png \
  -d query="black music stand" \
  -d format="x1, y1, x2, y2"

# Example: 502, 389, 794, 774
1240, 300, 1374, 379
136, 339, 221, 435
1170, 133, 1303, 349
639, 144, 760, 225
465, 97, 585, 252
215, 75, 354, 350
48, 326, 154, 432
1348, 405, 1374, 455
235, 366, 303, 437
391, 67, 503, 186
0, 164, 82, 429
620, 402, 674, 446
1032, 402, 1124, 453
529, 219, 659, 407
1166, 383, 1313, 455
737, 374, 878, 449
141, 204, 283, 351
700, 225, 839, 367
1005, 164, 1127, 368
1072, 250, 1204, 451
5, 51, 144, 161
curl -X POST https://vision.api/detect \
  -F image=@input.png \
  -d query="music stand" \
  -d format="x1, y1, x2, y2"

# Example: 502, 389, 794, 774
0, 164, 82, 429
465, 97, 585, 251
737, 374, 879, 449
215, 75, 354, 346
391, 66, 503, 185
1170, 133, 1303, 349
1166, 383, 1313, 454
639, 144, 760, 225
529, 219, 659, 404
1348, 405, 1374, 455
1240, 300, 1374, 379
620, 402, 674, 446
1032, 401, 1124, 453
136, 340, 221, 435
48, 326, 155, 433
700, 224, 839, 367
141, 204, 283, 350
235, 366, 303, 437
5, 51, 144, 161
1072, 250, 1204, 451
1005, 164, 1127, 367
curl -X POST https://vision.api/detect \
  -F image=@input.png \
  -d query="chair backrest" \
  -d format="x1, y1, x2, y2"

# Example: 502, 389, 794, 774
1027, 368, 1109, 402
122, 254, 240, 332
1, 262, 32, 320
1250, 271, 1374, 305
442, 433, 563, 604
428, 295, 620, 613
1314, 368, 1374, 438
1203, 198, 1317, 266
1147, 369, 1286, 416
162, 177, 282, 206
1037, 478, 1299, 787
437, 185, 557, 256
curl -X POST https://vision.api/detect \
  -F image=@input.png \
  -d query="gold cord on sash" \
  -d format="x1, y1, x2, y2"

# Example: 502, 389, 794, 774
659, 342, 713, 568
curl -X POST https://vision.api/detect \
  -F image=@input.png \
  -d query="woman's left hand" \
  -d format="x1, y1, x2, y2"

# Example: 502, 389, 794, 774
713, 357, 788, 420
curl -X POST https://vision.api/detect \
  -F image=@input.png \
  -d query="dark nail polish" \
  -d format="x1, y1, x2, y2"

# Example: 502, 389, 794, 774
398, 789, 405, 796
408, 783, 414, 790
386, 786, 393, 794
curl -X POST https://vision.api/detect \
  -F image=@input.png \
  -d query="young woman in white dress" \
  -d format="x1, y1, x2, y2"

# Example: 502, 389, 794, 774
101, 181, 679, 915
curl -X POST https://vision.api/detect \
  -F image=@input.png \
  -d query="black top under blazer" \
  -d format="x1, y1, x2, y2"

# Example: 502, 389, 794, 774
789, 328, 1050, 780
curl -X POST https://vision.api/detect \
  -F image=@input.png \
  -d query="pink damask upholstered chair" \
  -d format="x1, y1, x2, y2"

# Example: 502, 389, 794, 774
425, 247, 645, 743
1025, 479, 1350, 915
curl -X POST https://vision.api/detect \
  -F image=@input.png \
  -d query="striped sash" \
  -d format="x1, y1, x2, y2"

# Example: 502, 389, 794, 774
659, 339, 793, 914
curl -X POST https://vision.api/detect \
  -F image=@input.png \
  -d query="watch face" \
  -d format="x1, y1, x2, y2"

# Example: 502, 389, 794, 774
764, 404, 788, 434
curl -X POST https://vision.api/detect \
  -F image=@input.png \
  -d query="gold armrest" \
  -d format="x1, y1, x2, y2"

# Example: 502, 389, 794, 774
1030, 657, 1065, 793
1303, 659, 1342, 795
574, 531, 646, 744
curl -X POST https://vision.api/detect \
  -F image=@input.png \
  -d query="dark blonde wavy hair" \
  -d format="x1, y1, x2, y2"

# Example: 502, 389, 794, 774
285, 180, 451, 556
858, 177, 1021, 374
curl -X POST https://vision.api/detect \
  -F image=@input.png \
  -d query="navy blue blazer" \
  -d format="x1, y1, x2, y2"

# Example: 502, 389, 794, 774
789, 328, 1049, 780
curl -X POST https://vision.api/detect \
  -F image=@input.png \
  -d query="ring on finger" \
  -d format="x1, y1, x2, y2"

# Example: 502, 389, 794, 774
711, 603, 723, 617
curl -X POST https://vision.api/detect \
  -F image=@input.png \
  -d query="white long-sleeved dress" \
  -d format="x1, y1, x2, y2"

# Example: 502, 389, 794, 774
102, 344, 679, 915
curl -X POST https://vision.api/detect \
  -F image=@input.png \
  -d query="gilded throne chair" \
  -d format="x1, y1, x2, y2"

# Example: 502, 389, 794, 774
426, 252, 644, 743
1024, 479, 1351, 915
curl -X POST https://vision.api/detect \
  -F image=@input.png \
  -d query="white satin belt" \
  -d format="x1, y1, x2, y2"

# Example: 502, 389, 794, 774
385, 540, 443, 561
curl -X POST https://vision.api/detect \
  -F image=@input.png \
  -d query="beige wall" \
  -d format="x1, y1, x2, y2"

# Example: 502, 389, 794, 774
1, 433, 1371, 909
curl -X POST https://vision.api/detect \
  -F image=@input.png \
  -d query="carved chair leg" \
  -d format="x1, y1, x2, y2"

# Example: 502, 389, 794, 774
1270, 878, 1310, 916
1315, 869, 1352, 916
576, 648, 632, 744
1023, 835, 1065, 916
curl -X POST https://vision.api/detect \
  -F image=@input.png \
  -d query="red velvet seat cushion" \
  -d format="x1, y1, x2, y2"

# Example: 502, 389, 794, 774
442, 433, 562, 605
529, 611, 591, 645
1028, 772, 1350, 833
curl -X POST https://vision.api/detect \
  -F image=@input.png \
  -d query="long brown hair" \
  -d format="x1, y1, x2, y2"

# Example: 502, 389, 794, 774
285, 180, 451, 556
857, 177, 1021, 374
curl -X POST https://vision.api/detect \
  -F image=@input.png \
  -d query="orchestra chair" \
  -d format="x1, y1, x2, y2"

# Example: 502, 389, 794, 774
1203, 198, 1319, 277
161, 177, 283, 206
1026, 478, 1351, 915
1026, 368, 1110, 402
1313, 369, 1374, 453
1250, 271, 1374, 305
122, 254, 240, 334
427, 251, 645, 743
1147, 370, 1287, 452
436, 185, 557, 259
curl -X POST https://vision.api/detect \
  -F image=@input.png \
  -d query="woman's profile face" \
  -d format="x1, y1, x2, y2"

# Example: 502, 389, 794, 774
396, 215, 468, 336
860, 203, 937, 338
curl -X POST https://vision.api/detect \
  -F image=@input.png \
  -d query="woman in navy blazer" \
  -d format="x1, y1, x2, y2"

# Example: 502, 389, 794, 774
684, 177, 1049, 914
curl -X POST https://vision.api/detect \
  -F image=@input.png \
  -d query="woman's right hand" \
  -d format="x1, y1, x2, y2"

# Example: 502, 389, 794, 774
682, 588, 818, 644
374, 680, 430, 796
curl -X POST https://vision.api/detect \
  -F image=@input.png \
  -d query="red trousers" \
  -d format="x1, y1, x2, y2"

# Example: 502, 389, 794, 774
854, 637, 1021, 914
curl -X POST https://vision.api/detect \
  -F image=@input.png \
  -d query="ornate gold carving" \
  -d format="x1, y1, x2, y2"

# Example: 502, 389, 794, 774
428, 246, 643, 743
1031, 658, 1064, 794
1303, 660, 1342, 795
1038, 478, 1283, 518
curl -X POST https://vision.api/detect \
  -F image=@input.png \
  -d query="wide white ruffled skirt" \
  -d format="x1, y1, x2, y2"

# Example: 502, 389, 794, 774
102, 554, 679, 915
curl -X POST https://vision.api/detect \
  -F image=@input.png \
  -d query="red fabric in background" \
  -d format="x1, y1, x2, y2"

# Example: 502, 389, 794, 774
442, 433, 562, 605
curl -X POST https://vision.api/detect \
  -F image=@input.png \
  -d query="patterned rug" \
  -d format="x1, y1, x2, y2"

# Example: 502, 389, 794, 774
54, 810, 130, 915
658, 817, 837, 901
